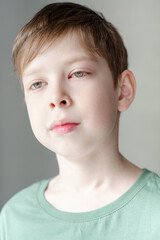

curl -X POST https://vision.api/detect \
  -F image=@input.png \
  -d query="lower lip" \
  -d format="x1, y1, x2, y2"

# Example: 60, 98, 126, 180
52, 123, 80, 134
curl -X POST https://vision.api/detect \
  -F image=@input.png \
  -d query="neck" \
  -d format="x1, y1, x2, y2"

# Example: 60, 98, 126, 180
54, 147, 138, 193
51, 123, 141, 193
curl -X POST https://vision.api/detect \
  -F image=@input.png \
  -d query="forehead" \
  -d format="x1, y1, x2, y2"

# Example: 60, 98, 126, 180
21, 27, 105, 75
41, 31, 96, 60
23, 31, 101, 77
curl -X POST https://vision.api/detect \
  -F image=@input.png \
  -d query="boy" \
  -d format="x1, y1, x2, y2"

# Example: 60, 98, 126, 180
0, 2, 160, 239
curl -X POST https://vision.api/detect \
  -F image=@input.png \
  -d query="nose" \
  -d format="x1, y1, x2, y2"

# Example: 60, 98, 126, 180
49, 95, 72, 109
48, 76, 73, 109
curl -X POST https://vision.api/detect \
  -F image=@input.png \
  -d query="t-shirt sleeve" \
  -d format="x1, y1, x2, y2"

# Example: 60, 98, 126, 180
0, 207, 7, 240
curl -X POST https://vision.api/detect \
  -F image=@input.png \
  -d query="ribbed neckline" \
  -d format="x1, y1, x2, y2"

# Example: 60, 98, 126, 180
37, 168, 153, 222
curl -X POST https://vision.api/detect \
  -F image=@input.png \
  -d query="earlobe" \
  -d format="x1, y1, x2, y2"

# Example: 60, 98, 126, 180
118, 70, 136, 112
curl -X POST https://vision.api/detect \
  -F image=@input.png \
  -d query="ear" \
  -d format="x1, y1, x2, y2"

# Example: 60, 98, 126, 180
118, 70, 136, 112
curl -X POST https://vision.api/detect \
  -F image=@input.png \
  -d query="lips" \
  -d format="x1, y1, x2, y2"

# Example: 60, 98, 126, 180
49, 119, 80, 134
52, 123, 80, 134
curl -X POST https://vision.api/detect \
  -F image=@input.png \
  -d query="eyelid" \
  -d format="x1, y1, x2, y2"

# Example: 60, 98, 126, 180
29, 80, 46, 90
69, 70, 90, 79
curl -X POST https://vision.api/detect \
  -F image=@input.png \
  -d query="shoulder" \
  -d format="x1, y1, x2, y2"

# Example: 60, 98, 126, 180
148, 170, 160, 201
145, 170, 160, 196
126, 169, 160, 216
143, 170, 160, 228
0, 179, 50, 239
0, 179, 49, 217
141, 169, 160, 202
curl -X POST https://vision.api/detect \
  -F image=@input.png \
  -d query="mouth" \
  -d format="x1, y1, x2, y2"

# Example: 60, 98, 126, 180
49, 119, 80, 134
52, 123, 80, 134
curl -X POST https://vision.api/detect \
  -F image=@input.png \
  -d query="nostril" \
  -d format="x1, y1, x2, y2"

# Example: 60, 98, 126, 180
60, 100, 67, 105
50, 103, 55, 108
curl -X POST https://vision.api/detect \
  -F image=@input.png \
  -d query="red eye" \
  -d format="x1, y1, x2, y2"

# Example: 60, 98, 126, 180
69, 71, 88, 79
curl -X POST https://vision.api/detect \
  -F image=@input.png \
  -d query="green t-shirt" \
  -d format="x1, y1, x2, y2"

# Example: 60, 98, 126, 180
0, 169, 160, 239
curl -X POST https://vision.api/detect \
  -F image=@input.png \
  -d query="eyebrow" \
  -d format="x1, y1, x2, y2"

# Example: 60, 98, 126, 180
65, 55, 98, 65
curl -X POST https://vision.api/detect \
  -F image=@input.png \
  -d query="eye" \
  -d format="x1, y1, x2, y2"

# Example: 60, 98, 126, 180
69, 71, 88, 79
30, 81, 46, 90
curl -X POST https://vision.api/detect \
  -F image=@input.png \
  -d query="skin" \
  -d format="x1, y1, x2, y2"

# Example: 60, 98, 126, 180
22, 32, 142, 212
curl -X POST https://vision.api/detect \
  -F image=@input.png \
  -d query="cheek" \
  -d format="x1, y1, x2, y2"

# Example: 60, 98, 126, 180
84, 87, 118, 125
25, 100, 45, 135
26, 103, 49, 148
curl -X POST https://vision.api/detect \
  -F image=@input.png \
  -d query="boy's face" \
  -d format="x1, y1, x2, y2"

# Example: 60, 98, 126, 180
22, 32, 119, 159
